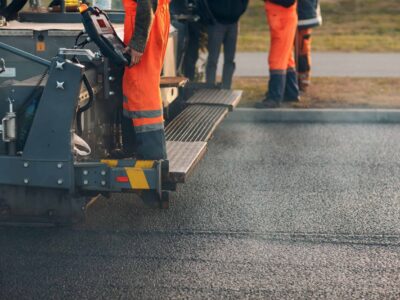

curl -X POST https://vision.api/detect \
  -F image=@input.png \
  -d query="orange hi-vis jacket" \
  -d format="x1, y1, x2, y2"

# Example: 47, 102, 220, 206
122, 0, 170, 133
265, 0, 297, 73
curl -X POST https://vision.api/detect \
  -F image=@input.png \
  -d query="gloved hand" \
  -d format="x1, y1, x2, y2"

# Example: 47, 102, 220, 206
124, 47, 143, 67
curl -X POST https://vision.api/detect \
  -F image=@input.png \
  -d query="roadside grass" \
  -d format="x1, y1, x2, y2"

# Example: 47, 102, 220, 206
233, 77, 400, 108
238, 0, 400, 52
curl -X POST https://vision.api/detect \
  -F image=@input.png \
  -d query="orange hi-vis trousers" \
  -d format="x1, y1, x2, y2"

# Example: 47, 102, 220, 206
122, 0, 170, 133
295, 28, 313, 89
265, 0, 299, 102
266, 0, 297, 73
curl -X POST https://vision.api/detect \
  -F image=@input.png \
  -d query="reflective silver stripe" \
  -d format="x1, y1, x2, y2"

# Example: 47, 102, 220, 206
287, 67, 296, 73
123, 109, 163, 119
298, 15, 322, 27
298, 17, 322, 27
135, 123, 164, 133
270, 70, 287, 75
299, 4, 322, 27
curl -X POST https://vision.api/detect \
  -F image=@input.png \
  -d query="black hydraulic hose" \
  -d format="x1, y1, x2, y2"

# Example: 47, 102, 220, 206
79, 74, 95, 114
74, 31, 85, 47
16, 68, 49, 151
76, 74, 94, 136
18, 68, 49, 114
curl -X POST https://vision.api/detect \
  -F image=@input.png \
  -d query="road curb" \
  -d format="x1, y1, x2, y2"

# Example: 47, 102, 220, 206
227, 108, 400, 123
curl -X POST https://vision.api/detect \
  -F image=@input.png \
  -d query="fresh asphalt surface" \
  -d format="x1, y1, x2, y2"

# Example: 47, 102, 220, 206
1, 121, 400, 299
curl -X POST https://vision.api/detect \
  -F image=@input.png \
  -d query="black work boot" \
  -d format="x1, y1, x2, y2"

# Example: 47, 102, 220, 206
298, 72, 311, 93
283, 68, 300, 102
255, 72, 286, 109
254, 99, 280, 108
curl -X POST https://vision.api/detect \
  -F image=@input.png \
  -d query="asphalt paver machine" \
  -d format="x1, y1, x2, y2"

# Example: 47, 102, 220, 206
0, 0, 242, 225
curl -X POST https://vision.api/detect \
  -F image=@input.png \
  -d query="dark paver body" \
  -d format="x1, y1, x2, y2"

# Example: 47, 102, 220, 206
1, 122, 400, 299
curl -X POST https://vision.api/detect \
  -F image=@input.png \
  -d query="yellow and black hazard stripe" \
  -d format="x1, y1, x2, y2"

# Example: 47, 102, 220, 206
101, 160, 157, 190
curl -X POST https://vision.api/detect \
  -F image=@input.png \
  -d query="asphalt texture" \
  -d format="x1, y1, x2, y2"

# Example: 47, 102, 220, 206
217, 52, 400, 77
1, 122, 400, 299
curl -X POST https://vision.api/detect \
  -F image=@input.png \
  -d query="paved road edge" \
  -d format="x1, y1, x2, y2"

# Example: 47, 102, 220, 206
227, 108, 400, 123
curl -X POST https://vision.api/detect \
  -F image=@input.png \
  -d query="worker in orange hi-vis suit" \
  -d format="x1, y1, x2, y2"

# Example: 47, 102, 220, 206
122, 0, 170, 160
256, 0, 299, 108
295, 0, 322, 92
295, 28, 312, 91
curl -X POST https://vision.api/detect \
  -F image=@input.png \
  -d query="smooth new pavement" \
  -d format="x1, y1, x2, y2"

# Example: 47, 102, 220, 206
1, 121, 399, 299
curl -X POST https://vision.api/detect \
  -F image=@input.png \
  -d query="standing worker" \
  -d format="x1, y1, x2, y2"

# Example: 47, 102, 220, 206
123, 0, 170, 160
256, 0, 299, 108
170, 0, 214, 81
205, 0, 249, 89
169, 0, 201, 80
296, 0, 322, 92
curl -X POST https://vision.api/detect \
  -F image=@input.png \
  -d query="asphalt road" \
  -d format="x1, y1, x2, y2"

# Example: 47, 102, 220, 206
1, 122, 400, 299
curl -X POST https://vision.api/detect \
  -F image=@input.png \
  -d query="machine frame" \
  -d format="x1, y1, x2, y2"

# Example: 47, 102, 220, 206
0, 6, 172, 224
0, 0, 242, 225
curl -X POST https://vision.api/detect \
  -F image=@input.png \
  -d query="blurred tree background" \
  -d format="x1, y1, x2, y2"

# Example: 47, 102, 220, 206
238, 0, 400, 52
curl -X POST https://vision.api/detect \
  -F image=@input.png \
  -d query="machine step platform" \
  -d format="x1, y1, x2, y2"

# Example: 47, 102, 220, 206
166, 105, 228, 142
166, 88, 242, 183
167, 141, 207, 183
186, 89, 243, 110
160, 76, 188, 88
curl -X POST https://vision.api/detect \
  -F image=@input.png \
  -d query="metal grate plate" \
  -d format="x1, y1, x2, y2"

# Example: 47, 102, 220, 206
166, 105, 228, 142
167, 141, 207, 183
186, 89, 243, 110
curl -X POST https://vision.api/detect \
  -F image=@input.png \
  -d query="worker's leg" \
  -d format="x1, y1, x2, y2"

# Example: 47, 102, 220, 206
172, 20, 188, 73
183, 22, 201, 81
284, 51, 300, 101
296, 28, 312, 91
221, 22, 238, 89
206, 22, 226, 87
263, 1, 297, 105
135, 128, 167, 160
122, 0, 170, 160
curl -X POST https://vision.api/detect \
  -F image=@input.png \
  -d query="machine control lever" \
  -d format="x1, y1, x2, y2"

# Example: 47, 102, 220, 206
58, 48, 100, 61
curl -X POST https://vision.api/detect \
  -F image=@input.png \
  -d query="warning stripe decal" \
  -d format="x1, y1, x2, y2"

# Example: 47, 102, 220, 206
125, 167, 150, 190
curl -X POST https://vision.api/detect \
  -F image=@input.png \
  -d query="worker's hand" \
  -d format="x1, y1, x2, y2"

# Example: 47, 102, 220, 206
124, 47, 143, 67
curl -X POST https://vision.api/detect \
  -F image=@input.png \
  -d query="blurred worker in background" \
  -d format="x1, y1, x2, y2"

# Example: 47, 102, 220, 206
123, 0, 170, 160
170, 0, 214, 81
296, 0, 322, 92
256, 0, 299, 108
205, 0, 249, 89
170, 0, 190, 72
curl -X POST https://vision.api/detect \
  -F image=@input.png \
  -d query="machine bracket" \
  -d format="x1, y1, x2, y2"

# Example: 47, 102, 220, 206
58, 48, 100, 61
56, 81, 65, 90
56, 61, 65, 70
75, 159, 164, 194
